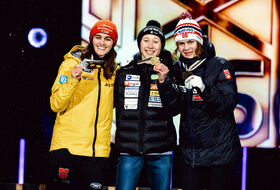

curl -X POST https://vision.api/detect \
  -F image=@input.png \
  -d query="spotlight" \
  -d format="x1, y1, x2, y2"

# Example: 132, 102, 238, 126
28, 28, 47, 48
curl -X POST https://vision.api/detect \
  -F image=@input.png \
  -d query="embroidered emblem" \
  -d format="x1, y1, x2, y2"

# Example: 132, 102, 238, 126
58, 167, 69, 179
223, 69, 232, 79
59, 75, 68, 84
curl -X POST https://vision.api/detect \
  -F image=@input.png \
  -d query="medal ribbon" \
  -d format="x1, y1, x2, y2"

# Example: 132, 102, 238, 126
184, 58, 206, 71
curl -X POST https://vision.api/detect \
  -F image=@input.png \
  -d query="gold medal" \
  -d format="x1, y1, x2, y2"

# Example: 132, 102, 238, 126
136, 56, 160, 65
149, 57, 160, 65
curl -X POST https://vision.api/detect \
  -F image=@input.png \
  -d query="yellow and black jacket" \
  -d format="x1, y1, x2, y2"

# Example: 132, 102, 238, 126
50, 45, 117, 157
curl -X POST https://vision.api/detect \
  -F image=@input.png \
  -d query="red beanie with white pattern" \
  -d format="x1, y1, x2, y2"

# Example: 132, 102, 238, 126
89, 20, 118, 46
174, 11, 203, 45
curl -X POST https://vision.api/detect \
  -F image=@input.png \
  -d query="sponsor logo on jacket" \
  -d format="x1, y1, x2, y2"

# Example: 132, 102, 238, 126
124, 81, 141, 87
124, 87, 139, 97
151, 74, 158, 80
150, 84, 158, 90
192, 88, 203, 101
82, 76, 94, 80
124, 98, 138, 109
104, 82, 114, 87
126, 74, 140, 81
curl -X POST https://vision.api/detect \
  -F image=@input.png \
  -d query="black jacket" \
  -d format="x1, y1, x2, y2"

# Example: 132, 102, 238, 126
158, 36, 242, 166
114, 50, 177, 155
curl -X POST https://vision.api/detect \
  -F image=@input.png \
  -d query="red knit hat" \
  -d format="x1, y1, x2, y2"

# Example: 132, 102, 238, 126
174, 11, 203, 45
89, 20, 118, 46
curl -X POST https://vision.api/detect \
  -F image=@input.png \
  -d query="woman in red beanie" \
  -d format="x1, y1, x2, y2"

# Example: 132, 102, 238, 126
158, 11, 242, 190
47, 20, 118, 190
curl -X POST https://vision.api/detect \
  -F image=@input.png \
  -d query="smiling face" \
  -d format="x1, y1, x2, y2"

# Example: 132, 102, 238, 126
92, 33, 114, 58
140, 34, 162, 59
177, 39, 198, 59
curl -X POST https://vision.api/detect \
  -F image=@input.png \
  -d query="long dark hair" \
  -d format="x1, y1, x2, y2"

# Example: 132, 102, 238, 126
80, 40, 117, 80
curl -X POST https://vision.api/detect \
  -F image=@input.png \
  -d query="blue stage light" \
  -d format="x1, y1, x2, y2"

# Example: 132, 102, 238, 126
18, 138, 25, 184
28, 28, 47, 48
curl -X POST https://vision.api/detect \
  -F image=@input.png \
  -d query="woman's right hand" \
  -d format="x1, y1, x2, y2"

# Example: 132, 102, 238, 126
71, 65, 83, 80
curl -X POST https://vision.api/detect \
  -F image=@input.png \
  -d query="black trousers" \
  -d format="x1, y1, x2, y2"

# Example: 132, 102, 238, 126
46, 149, 109, 190
180, 161, 241, 190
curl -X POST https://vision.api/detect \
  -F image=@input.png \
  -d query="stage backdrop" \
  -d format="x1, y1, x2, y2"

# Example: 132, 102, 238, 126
81, 0, 280, 148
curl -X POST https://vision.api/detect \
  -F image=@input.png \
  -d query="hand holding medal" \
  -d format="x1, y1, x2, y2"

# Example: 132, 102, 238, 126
79, 59, 105, 73
152, 58, 169, 83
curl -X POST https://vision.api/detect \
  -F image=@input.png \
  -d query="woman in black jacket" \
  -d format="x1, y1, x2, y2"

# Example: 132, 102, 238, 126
114, 20, 176, 190
158, 11, 242, 190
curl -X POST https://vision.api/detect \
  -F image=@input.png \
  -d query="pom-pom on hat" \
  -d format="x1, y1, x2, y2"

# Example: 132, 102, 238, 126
137, 20, 165, 51
174, 11, 203, 45
89, 19, 118, 46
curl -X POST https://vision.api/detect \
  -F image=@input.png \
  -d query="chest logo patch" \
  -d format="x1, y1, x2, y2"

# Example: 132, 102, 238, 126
192, 89, 203, 101
124, 81, 141, 87
223, 69, 231, 80
59, 75, 68, 84
151, 74, 158, 80
126, 74, 140, 81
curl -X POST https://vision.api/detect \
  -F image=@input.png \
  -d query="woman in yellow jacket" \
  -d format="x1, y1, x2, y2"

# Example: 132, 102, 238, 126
47, 20, 118, 190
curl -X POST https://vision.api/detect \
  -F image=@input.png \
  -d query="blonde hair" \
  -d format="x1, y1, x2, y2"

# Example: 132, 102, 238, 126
172, 41, 203, 61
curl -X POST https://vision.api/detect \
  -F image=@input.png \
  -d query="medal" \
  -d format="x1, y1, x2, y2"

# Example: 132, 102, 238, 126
182, 71, 193, 81
136, 56, 160, 66
80, 58, 104, 73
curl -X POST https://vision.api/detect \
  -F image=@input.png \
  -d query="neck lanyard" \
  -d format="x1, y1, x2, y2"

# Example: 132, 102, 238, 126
183, 58, 206, 72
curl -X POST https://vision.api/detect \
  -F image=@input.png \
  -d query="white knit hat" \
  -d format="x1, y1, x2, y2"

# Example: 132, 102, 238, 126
174, 11, 203, 45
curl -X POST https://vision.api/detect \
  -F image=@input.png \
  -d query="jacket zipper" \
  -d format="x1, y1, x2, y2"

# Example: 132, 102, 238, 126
190, 89, 195, 168
139, 66, 149, 155
139, 72, 145, 155
92, 67, 101, 157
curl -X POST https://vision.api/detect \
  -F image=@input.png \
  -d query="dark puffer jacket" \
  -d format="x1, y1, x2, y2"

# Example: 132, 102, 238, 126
114, 50, 177, 155
158, 36, 242, 166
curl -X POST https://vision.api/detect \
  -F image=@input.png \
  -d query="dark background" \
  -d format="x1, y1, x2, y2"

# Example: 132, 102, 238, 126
1, 0, 280, 189
1, 0, 81, 184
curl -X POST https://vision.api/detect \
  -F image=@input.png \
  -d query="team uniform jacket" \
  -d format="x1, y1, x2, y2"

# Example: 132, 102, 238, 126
114, 51, 177, 155
158, 37, 242, 166
50, 45, 117, 157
